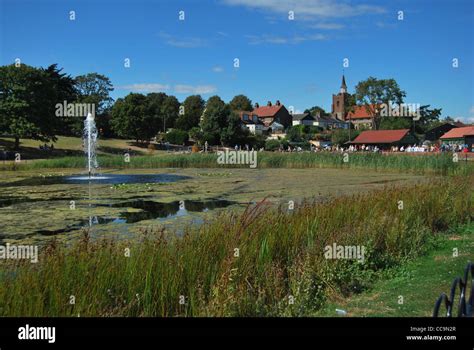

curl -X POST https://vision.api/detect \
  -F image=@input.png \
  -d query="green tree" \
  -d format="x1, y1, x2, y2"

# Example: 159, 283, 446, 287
200, 95, 229, 145
188, 127, 204, 145
416, 105, 442, 133
354, 77, 406, 130
74, 73, 114, 136
161, 95, 180, 131
145, 92, 167, 133
305, 106, 327, 117
265, 139, 281, 151
286, 126, 303, 142
110, 93, 153, 142
0, 63, 75, 149
42, 64, 77, 136
331, 129, 360, 146
245, 133, 266, 149
175, 95, 204, 131
229, 94, 252, 111
344, 94, 357, 120
164, 129, 189, 145
379, 117, 412, 130
378, 105, 441, 134
220, 111, 249, 146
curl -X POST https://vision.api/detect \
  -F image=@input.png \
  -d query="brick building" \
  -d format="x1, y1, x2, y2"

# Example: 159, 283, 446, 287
331, 75, 375, 129
253, 100, 292, 128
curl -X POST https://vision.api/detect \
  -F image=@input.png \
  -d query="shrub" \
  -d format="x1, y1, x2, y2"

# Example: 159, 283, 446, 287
265, 139, 281, 151
164, 129, 188, 145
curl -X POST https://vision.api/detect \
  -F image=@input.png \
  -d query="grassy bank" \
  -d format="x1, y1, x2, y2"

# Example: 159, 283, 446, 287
1, 152, 472, 175
0, 136, 150, 159
316, 223, 474, 317
0, 175, 472, 316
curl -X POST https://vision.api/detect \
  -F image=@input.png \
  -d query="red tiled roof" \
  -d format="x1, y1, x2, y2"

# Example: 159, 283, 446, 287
440, 126, 474, 139
238, 111, 262, 125
352, 129, 410, 144
253, 105, 283, 118
237, 110, 253, 118
347, 105, 377, 120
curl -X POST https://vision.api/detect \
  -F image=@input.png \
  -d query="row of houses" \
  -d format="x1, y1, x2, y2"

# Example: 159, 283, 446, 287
236, 75, 472, 152
236, 74, 409, 134
238, 100, 349, 135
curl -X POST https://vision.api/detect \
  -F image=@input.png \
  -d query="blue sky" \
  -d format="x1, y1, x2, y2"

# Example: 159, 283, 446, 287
1, 0, 473, 121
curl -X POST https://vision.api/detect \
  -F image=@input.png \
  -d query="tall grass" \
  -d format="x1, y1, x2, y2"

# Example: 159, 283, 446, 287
0, 175, 472, 316
1, 152, 472, 175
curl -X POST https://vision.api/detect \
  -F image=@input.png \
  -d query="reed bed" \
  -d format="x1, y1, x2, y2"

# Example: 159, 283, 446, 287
1, 152, 472, 175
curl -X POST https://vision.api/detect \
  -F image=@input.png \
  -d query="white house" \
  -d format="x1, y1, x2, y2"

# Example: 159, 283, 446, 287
292, 113, 317, 126
238, 111, 264, 135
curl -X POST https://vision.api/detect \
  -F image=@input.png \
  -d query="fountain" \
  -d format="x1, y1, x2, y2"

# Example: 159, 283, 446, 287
2, 112, 191, 186
83, 112, 98, 178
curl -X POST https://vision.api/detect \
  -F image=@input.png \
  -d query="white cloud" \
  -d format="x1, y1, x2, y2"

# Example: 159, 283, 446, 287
462, 107, 474, 124
174, 85, 217, 94
375, 21, 398, 29
117, 84, 170, 92
305, 83, 318, 93
246, 33, 326, 45
159, 32, 208, 48
449, 108, 474, 124
221, 0, 386, 19
454, 116, 474, 124
310, 22, 344, 30
117, 83, 217, 95
212, 66, 224, 73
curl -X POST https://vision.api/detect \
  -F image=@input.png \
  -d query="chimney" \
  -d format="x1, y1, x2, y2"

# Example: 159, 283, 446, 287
254, 102, 259, 108
267, 101, 272, 106
276, 100, 281, 106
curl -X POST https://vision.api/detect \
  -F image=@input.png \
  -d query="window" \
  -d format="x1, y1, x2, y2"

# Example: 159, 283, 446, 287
243, 114, 249, 120
252, 115, 258, 122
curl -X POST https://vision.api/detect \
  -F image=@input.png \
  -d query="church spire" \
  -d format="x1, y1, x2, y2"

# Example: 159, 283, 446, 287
340, 74, 347, 94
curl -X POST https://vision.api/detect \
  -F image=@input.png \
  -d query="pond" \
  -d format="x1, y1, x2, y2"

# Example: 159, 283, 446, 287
0, 167, 425, 244
0, 171, 241, 244
1, 173, 191, 186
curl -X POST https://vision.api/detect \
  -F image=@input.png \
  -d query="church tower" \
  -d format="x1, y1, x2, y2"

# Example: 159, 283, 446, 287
332, 75, 349, 121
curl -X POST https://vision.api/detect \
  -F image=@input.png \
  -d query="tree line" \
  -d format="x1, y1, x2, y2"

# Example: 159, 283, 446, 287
0, 63, 265, 149
0, 63, 448, 150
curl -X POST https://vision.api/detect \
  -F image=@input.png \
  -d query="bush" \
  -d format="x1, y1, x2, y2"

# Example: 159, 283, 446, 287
265, 139, 281, 151
246, 134, 266, 149
331, 129, 360, 146
287, 126, 303, 142
164, 129, 189, 145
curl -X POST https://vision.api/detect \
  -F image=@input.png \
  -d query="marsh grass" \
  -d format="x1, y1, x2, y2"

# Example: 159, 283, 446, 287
0, 176, 472, 316
1, 152, 472, 175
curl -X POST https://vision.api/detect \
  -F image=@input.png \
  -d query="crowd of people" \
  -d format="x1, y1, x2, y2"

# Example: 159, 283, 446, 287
439, 143, 471, 153
274, 143, 471, 154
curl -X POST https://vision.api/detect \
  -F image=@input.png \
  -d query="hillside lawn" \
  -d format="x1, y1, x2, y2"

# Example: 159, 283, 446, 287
0, 136, 156, 159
